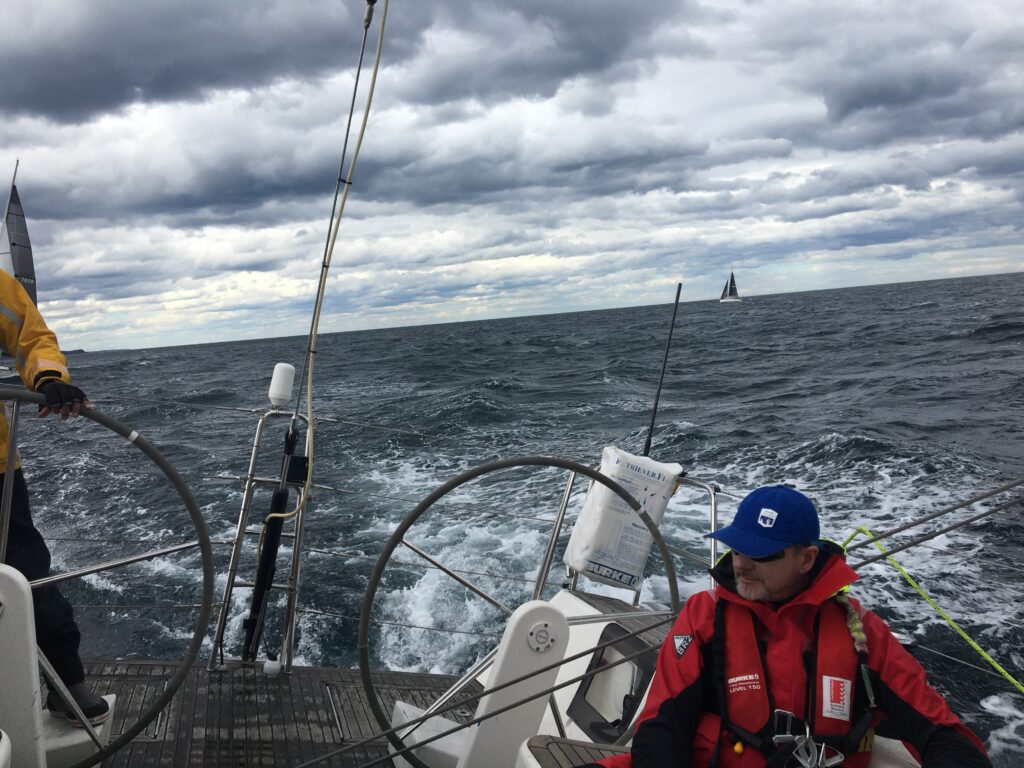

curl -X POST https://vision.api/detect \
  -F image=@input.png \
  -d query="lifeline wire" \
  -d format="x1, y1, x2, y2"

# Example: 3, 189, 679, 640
846, 477, 1024, 552
160, 400, 434, 438
845, 525, 1024, 696
851, 493, 1023, 568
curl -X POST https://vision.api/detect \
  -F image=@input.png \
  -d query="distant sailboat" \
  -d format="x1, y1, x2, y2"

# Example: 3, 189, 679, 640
719, 271, 741, 303
1, 160, 38, 304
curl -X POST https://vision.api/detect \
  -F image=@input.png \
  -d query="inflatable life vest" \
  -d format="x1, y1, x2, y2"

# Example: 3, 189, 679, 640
707, 597, 877, 767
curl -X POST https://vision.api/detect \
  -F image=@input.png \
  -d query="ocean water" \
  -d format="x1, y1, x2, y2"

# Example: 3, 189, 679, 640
14, 271, 1024, 763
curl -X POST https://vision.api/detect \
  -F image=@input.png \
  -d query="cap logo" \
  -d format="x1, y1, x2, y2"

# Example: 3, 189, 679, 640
757, 508, 778, 528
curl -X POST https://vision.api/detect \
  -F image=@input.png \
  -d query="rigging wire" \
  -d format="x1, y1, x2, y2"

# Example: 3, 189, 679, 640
263, 0, 389, 532
292, 0, 380, 422
846, 477, 1024, 553
643, 282, 682, 457
260, 0, 387, 540
914, 644, 1022, 682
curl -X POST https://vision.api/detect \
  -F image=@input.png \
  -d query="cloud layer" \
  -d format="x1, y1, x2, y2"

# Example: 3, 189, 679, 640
1, 0, 1021, 350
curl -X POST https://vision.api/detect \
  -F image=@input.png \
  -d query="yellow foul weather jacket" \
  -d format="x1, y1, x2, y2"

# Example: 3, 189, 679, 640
0, 269, 72, 466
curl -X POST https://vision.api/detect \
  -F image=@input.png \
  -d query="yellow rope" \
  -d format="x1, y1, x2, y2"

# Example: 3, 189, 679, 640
834, 591, 869, 654
843, 526, 1024, 696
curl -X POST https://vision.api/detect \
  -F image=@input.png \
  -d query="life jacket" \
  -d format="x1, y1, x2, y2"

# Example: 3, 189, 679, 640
705, 597, 877, 767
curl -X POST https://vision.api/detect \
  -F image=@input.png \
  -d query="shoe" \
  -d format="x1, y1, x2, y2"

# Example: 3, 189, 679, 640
46, 683, 110, 727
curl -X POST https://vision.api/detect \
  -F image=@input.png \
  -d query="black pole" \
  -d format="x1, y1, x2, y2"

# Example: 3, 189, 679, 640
242, 489, 287, 661
242, 425, 300, 661
643, 282, 682, 457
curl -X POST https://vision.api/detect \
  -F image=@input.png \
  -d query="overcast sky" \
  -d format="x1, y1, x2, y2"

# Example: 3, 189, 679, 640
1, 0, 1021, 351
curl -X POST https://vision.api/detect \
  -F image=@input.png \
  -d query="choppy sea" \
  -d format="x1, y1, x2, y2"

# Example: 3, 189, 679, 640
15, 271, 1024, 763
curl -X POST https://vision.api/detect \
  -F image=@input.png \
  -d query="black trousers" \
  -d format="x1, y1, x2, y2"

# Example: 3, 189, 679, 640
1, 468, 85, 685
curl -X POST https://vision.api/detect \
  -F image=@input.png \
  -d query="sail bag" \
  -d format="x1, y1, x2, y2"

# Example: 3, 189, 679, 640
564, 447, 682, 588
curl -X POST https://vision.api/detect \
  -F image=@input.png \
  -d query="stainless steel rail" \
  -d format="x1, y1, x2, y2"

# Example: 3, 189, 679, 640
208, 408, 309, 671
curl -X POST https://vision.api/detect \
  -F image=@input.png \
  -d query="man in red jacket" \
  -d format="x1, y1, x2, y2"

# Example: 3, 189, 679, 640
580, 485, 991, 768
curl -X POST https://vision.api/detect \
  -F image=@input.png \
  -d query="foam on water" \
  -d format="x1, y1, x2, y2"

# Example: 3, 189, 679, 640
981, 695, 1024, 760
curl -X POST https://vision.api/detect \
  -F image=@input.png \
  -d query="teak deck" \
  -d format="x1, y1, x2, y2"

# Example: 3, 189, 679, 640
524, 736, 627, 767
80, 592, 668, 766
82, 661, 479, 767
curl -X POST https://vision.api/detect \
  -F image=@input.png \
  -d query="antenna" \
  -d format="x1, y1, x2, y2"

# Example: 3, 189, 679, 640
643, 282, 682, 457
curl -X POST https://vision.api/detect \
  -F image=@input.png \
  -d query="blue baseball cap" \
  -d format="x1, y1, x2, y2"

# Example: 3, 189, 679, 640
705, 485, 820, 557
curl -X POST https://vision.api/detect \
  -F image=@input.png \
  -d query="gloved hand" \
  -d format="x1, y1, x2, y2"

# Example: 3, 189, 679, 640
37, 380, 90, 420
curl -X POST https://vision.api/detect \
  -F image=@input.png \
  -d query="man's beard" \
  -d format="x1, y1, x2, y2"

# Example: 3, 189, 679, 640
736, 579, 768, 601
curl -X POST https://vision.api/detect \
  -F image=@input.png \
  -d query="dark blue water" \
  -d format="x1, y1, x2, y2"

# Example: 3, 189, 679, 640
17, 271, 1024, 762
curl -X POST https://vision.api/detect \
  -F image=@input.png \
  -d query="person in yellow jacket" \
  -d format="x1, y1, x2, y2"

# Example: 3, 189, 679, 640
0, 268, 109, 726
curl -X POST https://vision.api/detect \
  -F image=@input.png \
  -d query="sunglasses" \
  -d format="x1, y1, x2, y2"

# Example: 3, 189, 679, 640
733, 548, 788, 563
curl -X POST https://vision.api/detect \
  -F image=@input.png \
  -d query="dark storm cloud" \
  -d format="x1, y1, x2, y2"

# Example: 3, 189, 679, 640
20, 172, 324, 224
819, 62, 972, 123
1, 1, 703, 224
1, 0, 687, 124
0, 1, 761, 225
385, 0, 677, 106
358, 133, 709, 210
765, 12, 1024, 151
38, 260, 173, 302
0, 0, 362, 122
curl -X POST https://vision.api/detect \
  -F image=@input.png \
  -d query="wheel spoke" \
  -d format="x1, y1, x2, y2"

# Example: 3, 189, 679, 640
28, 540, 201, 589
400, 539, 513, 616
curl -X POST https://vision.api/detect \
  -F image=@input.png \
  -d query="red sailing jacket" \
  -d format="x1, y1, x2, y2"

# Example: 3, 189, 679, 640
592, 547, 991, 768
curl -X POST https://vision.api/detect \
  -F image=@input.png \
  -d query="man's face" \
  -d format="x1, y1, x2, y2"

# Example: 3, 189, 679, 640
731, 545, 820, 602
